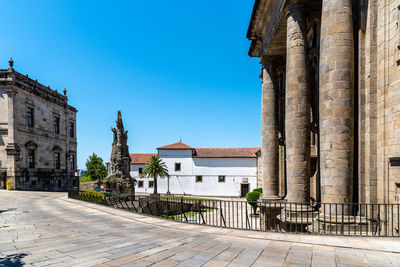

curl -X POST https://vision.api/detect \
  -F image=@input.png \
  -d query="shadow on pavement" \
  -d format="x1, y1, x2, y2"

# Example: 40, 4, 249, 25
0, 253, 28, 266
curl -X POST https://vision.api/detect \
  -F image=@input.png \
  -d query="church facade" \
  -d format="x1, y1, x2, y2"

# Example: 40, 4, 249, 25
0, 59, 78, 191
247, 0, 400, 226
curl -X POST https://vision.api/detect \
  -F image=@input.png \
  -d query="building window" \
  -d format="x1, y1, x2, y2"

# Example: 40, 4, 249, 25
175, 163, 181, 171
69, 122, 74, 138
54, 117, 60, 134
138, 168, 143, 175
218, 176, 225, 183
196, 176, 203, 183
27, 107, 34, 127
149, 181, 154, 188
54, 152, 60, 169
70, 155, 75, 170
28, 149, 35, 168
138, 181, 144, 188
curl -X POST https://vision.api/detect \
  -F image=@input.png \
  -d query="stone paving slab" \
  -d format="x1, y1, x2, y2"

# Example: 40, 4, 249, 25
0, 190, 399, 267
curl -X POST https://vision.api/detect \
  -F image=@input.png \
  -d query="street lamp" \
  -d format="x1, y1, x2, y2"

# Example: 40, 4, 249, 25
166, 175, 171, 195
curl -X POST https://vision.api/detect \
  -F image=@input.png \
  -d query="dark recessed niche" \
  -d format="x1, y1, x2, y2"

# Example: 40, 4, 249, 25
390, 157, 400, 167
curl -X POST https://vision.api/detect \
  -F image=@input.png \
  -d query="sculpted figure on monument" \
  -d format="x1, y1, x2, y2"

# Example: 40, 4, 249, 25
107, 111, 135, 194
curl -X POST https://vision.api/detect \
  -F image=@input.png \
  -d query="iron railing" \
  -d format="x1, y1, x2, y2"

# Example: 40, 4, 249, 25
68, 190, 400, 237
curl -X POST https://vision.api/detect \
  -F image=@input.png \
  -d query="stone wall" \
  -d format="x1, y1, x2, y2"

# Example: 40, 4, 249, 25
0, 68, 78, 191
0, 89, 8, 171
359, 0, 379, 205
247, 0, 400, 207
80, 182, 97, 191
13, 87, 76, 171
358, 0, 400, 205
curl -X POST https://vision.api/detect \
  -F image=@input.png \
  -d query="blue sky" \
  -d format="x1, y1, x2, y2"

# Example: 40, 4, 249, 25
1, 1, 261, 168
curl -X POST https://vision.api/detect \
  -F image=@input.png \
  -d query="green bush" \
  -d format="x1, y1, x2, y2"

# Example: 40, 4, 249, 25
246, 191, 261, 203
79, 190, 107, 204
253, 188, 263, 194
246, 191, 261, 215
79, 176, 94, 183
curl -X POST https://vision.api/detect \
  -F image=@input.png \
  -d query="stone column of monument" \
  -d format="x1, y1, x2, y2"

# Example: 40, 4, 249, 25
319, 0, 354, 214
261, 57, 280, 200
284, 1, 311, 204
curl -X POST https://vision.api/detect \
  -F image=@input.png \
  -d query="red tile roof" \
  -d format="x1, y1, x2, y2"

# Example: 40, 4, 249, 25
157, 141, 194, 150
157, 141, 260, 158
193, 147, 260, 158
130, 153, 157, 164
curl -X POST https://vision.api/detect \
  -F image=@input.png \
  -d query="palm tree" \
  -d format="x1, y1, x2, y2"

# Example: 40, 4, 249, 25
141, 156, 169, 195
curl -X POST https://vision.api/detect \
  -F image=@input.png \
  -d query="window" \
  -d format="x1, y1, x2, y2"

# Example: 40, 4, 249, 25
175, 163, 181, 171
54, 152, 60, 169
70, 155, 75, 170
138, 181, 144, 188
218, 176, 225, 183
27, 107, 34, 127
69, 122, 74, 138
28, 149, 35, 168
149, 181, 154, 188
138, 168, 143, 175
54, 117, 60, 134
196, 176, 202, 183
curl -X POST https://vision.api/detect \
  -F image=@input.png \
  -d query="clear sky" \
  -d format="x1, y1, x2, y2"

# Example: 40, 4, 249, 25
1, 1, 261, 169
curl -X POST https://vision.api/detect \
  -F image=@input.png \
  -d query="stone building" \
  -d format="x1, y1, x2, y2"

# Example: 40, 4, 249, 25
247, 0, 400, 229
0, 59, 78, 191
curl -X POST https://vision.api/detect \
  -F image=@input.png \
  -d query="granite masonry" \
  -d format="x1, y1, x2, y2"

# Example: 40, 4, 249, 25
0, 59, 77, 191
248, 0, 400, 232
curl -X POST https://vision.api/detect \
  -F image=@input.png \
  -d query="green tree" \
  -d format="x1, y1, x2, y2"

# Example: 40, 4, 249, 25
141, 156, 169, 194
84, 153, 107, 181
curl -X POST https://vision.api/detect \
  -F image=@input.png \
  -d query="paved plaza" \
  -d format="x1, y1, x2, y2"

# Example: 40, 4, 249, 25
0, 191, 400, 266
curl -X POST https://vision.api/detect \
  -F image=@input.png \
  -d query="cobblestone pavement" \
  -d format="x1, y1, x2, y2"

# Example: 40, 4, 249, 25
0, 191, 400, 267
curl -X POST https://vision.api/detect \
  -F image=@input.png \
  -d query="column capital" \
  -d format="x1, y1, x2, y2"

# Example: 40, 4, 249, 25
261, 56, 285, 79
261, 55, 284, 67
285, 0, 307, 16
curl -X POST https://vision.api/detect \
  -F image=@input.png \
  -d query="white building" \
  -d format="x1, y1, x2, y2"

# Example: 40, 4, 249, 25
132, 142, 260, 197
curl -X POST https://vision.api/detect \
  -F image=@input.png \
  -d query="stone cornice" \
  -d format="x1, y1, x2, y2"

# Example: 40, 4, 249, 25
0, 69, 77, 113
261, 0, 286, 57
247, 0, 287, 58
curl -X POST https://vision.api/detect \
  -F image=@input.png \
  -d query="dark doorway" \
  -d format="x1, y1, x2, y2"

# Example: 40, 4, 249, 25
240, 183, 249, 197
0, 172, 6, 189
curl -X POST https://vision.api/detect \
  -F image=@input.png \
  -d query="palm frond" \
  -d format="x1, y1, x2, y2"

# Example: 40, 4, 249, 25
142, 156, 169, 179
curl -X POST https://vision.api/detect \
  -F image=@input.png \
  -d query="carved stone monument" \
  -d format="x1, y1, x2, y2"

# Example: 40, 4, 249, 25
107, 111, 135, 194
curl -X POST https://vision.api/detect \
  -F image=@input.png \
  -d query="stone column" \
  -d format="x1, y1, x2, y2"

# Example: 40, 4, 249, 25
319, 0, 354, 209
285, 1, 311, 203
261, 57, 280, 200
5, 89, 18, 189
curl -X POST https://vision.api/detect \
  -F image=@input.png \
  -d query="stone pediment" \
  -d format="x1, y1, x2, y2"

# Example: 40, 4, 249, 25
25, 141, 38, 150
67, 150, 76, 155
53, 146, 63, 153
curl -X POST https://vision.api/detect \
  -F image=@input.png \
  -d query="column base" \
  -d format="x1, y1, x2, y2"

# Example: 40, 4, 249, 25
278, 204, 318, 233
309, 214, 369, 235
259, 199, 285, 231
261, 196, 283, 201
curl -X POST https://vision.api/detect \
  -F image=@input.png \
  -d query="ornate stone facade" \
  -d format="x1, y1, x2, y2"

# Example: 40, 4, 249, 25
0, 59, 78, 191
247, 0, 400, 220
